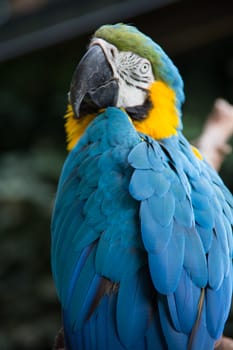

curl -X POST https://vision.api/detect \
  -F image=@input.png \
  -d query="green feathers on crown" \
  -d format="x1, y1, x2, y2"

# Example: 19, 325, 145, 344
94, 23, 185, 109
95, 24, 162, 78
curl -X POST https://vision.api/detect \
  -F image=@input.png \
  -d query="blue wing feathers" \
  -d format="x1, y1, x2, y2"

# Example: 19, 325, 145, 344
140, 201, 173, 253
52, 107, 233, 349
129, 132, 232, 346
148, 225, 185, 293
222, 215, 233, 256
208, 234, 225, 290
147, 193, 175, 226
129, 169, 170, 200
174, 196, 193, 227
183, 228, 208, 287
158, 295, 189, 350
206, 273, 232, 339
214, 217, 231, 263
128, 141, 152, 170
189, 298, 215, 350
66, 244, 95, 304
191, 191, 210, 210
146, 312, 167, 350
52, 199, 84, 279
116, 267, 154, 347
194, 207, 215, 229
68, 246, 101, 328
195, 224, 213, 253
172, 269, 201, 334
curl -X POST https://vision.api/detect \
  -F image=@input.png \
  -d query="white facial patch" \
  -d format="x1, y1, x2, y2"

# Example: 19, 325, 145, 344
116, 79, 147, 107
90, 39, 154, 109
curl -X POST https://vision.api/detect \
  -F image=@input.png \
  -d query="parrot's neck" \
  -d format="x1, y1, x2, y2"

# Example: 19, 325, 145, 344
64, 105, 96, 151
64, 81, 181, 151
132, 81, 180, 140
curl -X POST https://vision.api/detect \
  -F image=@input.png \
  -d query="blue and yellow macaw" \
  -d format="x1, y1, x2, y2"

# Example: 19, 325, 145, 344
51, 24, 233, 350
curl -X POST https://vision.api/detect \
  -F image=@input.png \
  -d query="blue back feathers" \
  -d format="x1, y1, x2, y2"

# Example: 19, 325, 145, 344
51, 106, 233, 350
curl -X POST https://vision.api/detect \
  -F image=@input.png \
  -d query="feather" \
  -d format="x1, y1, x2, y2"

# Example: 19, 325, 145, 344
195, 224, 213, 253
105, 107, 141, 146
147, 141, 166, 170
146, 312, 167, 350
170, 269, 201, 334
222, 214, 233, 256
52, 199, 84, 279
148, 224, 185, 293
170, 176, 186, 201
98, 149, 120, 173
206, 274, 232, 339
59, 251, 83, 304
73, 223, 99, 251
188, 297, 216, 350
129, 169, 170, 200
177, 150, 200, 179
140, 200, 173, 253
194, 207, 214, 230
128, 141, 152, 169
95, 295, 116, 350
222, 199, 233, 224
95, 230, 144, 282
99, 170, 125, 198
191, 191, 210, 210
84, 192, 106, 232
144, 192, 175, 227
183, 227, 208, 287
66, 245, 95, 302
191, 177, 214, 197
78, 155, 100, 180
51, 40, 233, 348
214, 217, 231, 269
69, 249, 102, 329
158, 295, 189, 350
208, 234, 225, 290
174, 197, 193, 228
116, 267, 154, 347
167, 293, 182, 332
95, 296, 108, 350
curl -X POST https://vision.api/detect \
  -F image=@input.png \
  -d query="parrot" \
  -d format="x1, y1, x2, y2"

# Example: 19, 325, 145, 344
51, 23, 233, 350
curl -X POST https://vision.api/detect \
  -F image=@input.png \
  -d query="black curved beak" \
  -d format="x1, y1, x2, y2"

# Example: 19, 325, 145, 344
69, 45, 119, 118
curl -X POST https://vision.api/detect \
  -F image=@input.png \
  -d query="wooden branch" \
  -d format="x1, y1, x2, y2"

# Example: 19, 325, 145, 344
194, 98, 233, 171
53, 328, 65, 350
215, 337, 233, 350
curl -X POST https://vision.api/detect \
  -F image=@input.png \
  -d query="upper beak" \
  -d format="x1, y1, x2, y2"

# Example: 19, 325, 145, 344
69, 44, 119, 118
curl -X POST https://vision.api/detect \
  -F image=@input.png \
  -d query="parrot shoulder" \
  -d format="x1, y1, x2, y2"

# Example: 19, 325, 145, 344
51, 107, 148, 336
129, 132, 233, 347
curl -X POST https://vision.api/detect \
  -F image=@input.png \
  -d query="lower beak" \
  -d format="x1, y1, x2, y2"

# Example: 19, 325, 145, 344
69, 45, 119, 118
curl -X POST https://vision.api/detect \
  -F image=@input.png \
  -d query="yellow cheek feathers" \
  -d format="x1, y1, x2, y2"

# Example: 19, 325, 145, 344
64, 81, 180, 151
132, 81, 179, 140
64, 104, 95, 151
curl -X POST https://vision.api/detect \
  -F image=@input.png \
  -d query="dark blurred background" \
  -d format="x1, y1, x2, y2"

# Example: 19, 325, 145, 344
0, 0, 232, 349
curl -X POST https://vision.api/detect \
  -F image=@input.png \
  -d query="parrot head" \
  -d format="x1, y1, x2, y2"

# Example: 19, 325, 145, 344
65, 23, 185, 150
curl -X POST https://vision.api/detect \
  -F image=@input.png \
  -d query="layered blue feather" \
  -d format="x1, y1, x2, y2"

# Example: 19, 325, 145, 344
52, 107, 233, 350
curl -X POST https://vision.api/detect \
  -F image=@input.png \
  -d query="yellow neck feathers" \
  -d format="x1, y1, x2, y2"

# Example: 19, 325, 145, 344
64, 105, 96, 151
132, 81, 179, 139
64, 81, 179, 151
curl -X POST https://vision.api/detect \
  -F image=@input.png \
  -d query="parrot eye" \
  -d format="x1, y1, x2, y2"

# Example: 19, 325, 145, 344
140, 61, 151, 75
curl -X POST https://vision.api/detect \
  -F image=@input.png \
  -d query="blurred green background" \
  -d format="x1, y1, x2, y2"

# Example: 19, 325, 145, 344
0, 0, 232, 349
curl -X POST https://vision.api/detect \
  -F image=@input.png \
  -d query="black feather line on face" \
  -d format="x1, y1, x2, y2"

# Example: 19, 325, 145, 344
126, 98, 152, 121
